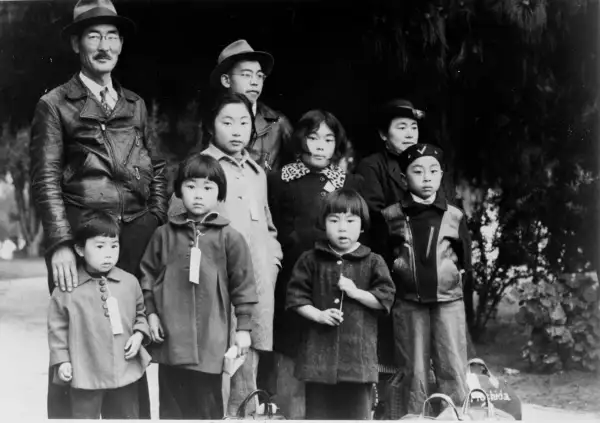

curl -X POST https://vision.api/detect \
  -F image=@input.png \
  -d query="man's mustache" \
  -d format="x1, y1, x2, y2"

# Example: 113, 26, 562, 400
93, 53, 112, 60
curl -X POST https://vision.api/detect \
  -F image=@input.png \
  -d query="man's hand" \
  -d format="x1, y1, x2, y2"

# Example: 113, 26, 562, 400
316, 308, 344, 326
234, 330, 251, 356
58, 362, 72, 383
124, 331, 144, 360
52, 245, 78, 292
148, 313, 165, 343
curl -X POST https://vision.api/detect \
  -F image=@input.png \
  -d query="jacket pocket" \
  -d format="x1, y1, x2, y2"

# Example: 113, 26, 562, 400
437, 258, 462, 300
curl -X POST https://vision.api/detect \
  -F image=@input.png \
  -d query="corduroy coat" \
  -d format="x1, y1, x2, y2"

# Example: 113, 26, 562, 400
285, 242, 395, 384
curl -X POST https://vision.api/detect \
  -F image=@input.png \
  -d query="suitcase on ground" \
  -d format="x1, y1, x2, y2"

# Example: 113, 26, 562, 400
466, 358, 522, 420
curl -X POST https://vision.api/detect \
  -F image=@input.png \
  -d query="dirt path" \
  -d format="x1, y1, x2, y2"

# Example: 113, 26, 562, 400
0, 276, 598, 420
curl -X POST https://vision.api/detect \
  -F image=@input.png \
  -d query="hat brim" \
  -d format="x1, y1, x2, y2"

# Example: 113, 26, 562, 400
210, 51, 274, 87
381, 105, 425, 121
62, 15, 136, 40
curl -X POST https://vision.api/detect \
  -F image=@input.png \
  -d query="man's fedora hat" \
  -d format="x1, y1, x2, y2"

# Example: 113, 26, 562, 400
62, 0, 136, 38
210, 40, 274, 87
381, 99, 426, 120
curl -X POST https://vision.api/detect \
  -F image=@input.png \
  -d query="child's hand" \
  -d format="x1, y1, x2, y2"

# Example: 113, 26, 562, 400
234, 330, 251, 356
58, 362, 72, 383
148, 313, 165, 343
338, 275, 358, 297
317, 308, 344, 326
124, 331, 144, 360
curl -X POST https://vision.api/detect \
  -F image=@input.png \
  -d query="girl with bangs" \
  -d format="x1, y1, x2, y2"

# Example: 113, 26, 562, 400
285, 189, 395, 420
265, 110, 360, 419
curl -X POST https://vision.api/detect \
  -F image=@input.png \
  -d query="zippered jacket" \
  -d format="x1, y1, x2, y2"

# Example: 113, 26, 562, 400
381, 193, 472, 303
30, 74, 168, 255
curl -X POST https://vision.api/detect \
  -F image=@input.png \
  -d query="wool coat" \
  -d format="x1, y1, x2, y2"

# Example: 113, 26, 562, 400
285, 241, 396, 384
47, 267, 151, 390
140, 212, 258, 373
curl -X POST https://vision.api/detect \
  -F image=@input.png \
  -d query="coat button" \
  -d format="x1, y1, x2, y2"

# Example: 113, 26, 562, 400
320, 192, 326, 197
337, 260, 342, 265
104, 311, 110, 317
100, 286, 107, 292
238, 195, 243, 200
99, 280, 106, 286
320, 177, 325, 182
101, 295, 108, 301
334, 298, 340, 304
102, 303, 108, 309
189, 241, 194, 247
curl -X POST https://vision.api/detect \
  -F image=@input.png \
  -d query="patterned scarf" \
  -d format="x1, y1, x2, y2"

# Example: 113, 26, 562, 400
281, 159, 346, 190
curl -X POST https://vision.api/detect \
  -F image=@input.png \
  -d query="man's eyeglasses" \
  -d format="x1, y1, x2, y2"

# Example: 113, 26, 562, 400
85, 33, 121, 47
231, 71, 267, 82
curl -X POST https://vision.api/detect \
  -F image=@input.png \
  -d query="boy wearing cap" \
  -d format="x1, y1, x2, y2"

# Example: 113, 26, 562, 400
381, 143, 471, 417
206, 39, 293, 173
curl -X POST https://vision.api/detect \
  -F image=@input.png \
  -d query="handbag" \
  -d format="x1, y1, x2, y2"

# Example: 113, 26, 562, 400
466, 358, 522, 420
460, 388, 516, 421
400, 393, 461, 421
223, 389, 286, 420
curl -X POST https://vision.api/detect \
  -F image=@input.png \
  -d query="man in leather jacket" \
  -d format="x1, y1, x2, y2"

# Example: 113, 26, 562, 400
29, 0, 167, 418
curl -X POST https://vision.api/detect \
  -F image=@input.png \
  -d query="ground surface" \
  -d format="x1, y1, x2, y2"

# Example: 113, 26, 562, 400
1, 261, 599, 420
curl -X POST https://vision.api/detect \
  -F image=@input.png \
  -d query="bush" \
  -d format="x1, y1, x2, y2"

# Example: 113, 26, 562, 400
517, 272, 600, 372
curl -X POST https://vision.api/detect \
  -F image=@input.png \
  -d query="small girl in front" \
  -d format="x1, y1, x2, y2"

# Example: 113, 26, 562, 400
267, 109, 360, 418
47, 211, 151, 419
139, 154, 258, 419
285, 189, 396, 420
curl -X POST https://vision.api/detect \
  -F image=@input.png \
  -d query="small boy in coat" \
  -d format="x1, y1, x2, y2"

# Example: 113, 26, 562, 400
47, 211, 151, 419
381, 143, 472, 417
286, 189, 396, 420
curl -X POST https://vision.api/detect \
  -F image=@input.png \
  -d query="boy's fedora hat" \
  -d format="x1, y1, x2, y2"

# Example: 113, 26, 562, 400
62, 0, 136, 39
381, 99, 425, 120
210, 40, 274, 87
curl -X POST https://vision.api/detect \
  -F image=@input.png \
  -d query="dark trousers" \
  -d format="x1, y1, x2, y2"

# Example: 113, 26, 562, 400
158, 365, 223, 419
70, 382, 139, 419
305, 382, 372, 420
46, 211, 158, 419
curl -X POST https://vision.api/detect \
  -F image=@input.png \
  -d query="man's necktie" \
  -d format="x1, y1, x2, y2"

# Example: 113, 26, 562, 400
100, 87, 112, 116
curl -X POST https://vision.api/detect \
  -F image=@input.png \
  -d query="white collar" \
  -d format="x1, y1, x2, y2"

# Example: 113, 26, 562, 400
410, 192, 437, 205
79, 72, 118, 102
252, 102, 257, 117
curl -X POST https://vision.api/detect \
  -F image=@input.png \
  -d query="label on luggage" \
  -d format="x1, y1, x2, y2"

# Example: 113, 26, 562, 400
190, 247, 201, 284
106, 297, 124, 335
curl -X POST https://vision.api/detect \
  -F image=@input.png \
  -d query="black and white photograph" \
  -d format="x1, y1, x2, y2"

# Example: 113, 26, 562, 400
0, 0, 598, 420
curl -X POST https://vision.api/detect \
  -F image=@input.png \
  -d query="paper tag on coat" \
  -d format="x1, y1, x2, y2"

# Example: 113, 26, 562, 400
106, 297, 124, 335
323, 181, 336, 193
189, 247, 201, 284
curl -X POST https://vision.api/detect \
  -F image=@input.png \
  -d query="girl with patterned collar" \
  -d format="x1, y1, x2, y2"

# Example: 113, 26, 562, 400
265, 110, 360, 419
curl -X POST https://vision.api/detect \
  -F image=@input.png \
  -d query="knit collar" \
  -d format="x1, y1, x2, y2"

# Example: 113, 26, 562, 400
281, 159, 346, 190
